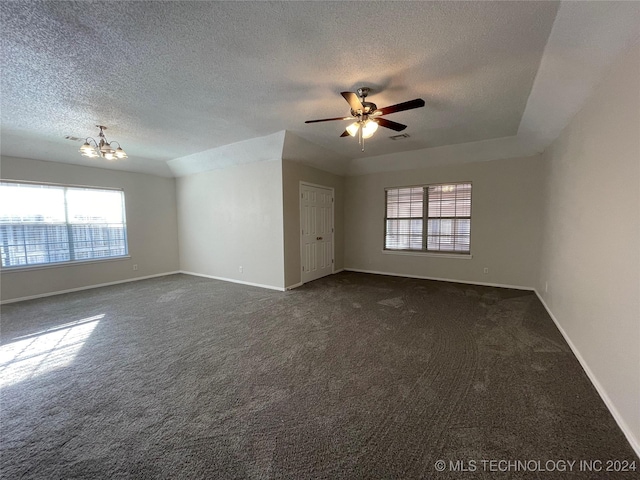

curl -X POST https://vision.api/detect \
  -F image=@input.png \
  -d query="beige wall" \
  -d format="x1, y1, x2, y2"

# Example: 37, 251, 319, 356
282, 160, 345, 287
537, 44, 640, 449
0, 156, 179, 302
177, 159, 285, 289
1, 44, 637, 453
344, 155, 545, 288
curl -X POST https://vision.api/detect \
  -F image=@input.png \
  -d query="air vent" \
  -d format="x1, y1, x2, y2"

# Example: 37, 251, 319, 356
64, 135, 82, 142
389, 133, 410, 140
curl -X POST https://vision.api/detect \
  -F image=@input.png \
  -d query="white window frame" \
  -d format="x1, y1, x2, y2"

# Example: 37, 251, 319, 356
384, 182, 472, 256
0, 180, 129, 270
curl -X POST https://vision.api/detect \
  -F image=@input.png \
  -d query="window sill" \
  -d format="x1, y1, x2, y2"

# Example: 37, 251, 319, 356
1, 255, 131, 273
382, 250, 472, 259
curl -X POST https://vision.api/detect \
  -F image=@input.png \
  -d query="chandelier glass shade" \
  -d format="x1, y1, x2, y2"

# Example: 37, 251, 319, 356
79, 126, 127, 160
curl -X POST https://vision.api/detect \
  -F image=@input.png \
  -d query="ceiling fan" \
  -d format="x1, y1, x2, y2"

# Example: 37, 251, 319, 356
305, 87, 425, 151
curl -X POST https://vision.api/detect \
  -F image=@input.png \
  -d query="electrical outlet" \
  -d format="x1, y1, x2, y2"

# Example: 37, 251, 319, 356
239, 266, 243, 273
483, 267, 489, 274
133, 264, 138, 271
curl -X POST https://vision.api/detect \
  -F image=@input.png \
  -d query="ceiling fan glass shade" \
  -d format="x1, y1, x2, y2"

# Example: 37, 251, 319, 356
346, 122, 360, 137
114, 147, 128, 159
362, 119, 378, 139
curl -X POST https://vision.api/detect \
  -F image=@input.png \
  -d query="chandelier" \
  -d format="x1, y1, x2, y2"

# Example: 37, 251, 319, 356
79, 125, 128, 160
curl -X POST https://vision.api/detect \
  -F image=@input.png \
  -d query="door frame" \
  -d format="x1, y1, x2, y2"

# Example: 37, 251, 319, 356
299, 181, 335, 284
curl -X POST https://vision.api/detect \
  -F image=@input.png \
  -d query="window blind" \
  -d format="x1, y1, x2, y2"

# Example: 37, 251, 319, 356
384, 187, 424, 250
427, 183, 471, 253
0, 182, 128, 268
385, 182, 472, 253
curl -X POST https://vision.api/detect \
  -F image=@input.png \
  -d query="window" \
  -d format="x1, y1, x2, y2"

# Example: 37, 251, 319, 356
0, 181, 128, 268
385, 182, 472, 254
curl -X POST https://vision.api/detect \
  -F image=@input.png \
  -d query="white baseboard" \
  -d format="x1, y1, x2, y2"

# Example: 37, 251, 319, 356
534, 291, 640, 459
0, 271, 181, 305
344, 268, 534, 291
343, 267, 640, 457
286, 269, 346, 290
185, 268, 347, 292
180, 271, 285, 292
3, 265, 636, 456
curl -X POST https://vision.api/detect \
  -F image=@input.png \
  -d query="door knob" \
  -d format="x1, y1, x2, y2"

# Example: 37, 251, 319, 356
317, 236, 323, 240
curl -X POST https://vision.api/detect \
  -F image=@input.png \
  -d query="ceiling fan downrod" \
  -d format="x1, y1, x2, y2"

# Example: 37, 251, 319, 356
357, 88, 368, 151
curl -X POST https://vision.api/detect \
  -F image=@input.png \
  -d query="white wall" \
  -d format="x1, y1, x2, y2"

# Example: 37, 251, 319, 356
0, 156, 179, 302
282, 159, 345, 288
176, 159, 285, 290
344, 155, 545, 288
537, 43, 640, 451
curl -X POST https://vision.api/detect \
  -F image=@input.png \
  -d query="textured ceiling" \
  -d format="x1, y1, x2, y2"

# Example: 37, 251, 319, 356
1, 1, 558, 176
1, 1, 562, 175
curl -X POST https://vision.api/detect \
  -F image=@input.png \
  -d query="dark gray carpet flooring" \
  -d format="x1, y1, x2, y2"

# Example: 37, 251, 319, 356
1, 272, 638, 479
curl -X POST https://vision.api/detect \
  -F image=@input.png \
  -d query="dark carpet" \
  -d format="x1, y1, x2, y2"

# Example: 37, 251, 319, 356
1, 272, 637, 479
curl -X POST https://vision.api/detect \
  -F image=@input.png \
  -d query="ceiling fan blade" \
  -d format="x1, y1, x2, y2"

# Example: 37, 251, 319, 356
341, 91, 364, 113
305, 116, 354, 124
375, 117, 407, 132
340, 130, 350, 137
376, 98, 426, 116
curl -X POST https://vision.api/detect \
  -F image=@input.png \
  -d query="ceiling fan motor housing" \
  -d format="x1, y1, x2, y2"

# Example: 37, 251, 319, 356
351, 102, 378, 117
356, 87, 370, 98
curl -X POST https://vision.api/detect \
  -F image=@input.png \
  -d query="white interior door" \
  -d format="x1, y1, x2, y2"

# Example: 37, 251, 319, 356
301, 184, 334, 284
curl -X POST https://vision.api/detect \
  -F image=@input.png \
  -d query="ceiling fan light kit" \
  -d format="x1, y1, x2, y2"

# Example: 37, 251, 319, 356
361, 119, 378, 139
79, 125, 128, 160
305, 86, 425, 152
